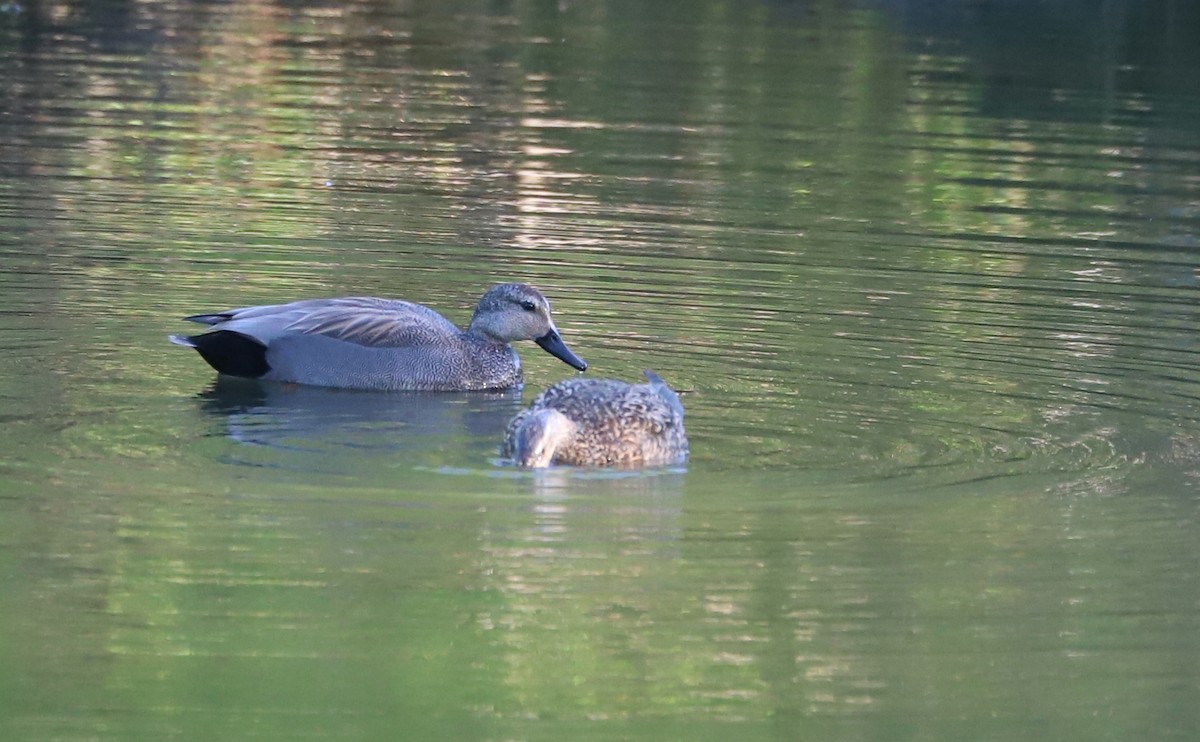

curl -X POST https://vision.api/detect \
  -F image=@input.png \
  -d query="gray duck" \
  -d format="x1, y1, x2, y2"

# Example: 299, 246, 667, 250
170, 283, 586, 391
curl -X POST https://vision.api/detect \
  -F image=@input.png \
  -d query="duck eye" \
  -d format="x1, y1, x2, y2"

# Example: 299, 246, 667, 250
519, 300, 536, 312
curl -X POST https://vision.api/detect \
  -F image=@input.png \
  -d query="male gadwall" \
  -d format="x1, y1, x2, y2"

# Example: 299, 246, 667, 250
503, 370, 688, 468
169, 283, 587, 391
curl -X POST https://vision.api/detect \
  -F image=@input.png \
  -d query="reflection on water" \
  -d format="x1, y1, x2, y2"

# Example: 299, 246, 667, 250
194, 377, 523, 472
1, 0, 1200, 740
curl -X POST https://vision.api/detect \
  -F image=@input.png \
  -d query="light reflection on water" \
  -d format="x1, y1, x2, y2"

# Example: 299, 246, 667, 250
1, 0, 1200, 740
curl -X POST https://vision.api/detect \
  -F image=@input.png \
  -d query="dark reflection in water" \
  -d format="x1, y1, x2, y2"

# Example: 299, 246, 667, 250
194, 376, 524, 470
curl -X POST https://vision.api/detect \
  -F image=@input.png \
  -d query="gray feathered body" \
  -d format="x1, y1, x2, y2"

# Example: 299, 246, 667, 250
173, 296, 523, 391
263, 329, 522, 391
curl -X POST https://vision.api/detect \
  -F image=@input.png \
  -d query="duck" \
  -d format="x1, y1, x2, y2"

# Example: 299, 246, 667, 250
169, 283, 587, 391
503, 370, 688, 468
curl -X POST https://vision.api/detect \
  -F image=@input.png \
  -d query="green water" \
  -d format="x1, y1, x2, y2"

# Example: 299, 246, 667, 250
2, 1, 1199, 740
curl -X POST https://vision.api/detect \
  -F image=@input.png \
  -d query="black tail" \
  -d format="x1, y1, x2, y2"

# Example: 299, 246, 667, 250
184, 330, 271, 378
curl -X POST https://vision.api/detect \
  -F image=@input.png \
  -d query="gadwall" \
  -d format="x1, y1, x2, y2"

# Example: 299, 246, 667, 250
503, 370, 688, 468
169, 283, 587, 391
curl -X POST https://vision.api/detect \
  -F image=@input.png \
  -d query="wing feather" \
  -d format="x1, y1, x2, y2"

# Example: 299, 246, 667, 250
190, 297, 463, 348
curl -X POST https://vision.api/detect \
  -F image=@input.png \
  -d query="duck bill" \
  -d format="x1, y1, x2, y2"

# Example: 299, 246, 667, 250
535, 329, 587, 371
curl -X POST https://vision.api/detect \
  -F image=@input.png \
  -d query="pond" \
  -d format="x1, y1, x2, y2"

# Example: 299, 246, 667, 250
1, 1, 1199, 740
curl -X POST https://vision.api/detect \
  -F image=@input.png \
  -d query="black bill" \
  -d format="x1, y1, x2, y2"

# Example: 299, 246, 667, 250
535, 329, 587, 371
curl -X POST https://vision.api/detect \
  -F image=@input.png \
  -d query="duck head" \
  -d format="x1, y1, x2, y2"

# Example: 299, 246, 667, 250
469, 283, 587, 371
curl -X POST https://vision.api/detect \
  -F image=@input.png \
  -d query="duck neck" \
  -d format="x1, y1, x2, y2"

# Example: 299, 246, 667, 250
464, 324, 505, 343
458, 333, 522, 390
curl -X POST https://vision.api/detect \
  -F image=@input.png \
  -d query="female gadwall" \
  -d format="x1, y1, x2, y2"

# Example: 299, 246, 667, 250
503, 370, 688, 468
169, 283, 587, 391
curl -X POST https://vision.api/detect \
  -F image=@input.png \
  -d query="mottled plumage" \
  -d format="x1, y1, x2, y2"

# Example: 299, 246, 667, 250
169, 284, 587, 391
503, 370, 689, 468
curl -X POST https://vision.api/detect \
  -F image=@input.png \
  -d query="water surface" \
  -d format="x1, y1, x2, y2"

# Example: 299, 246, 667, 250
1, 1, 1199, 740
